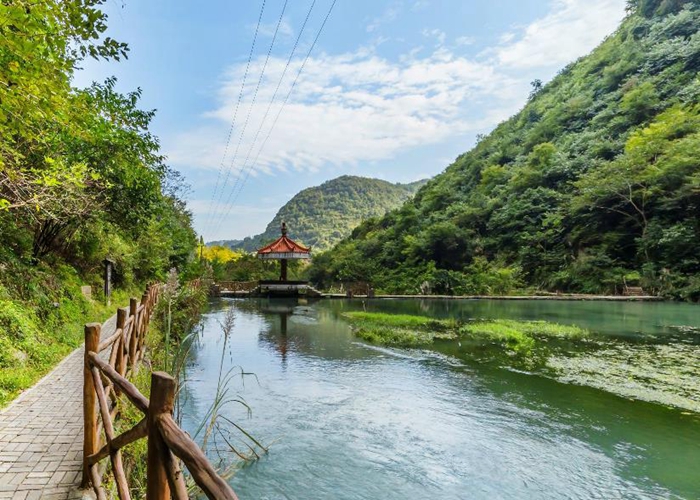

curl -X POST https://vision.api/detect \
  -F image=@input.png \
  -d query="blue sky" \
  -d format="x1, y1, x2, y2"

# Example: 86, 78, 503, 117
75, 0, 627, 241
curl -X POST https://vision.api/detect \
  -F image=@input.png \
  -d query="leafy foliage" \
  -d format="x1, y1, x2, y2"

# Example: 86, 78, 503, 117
311, 3, 700, 300
0, 0, 201, 404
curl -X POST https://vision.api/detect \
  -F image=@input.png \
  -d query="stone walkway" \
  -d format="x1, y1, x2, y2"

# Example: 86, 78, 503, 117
0, 315, 116, 499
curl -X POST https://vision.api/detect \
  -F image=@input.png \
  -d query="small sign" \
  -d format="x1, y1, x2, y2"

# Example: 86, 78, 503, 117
103, 259, 115, 306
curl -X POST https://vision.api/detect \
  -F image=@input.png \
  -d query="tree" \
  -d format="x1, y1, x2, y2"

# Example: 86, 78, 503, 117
1, 0, 130, 256
529, 79, 543, 100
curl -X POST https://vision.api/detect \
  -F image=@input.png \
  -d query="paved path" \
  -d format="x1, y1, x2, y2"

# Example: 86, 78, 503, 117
0, 315, 116, 500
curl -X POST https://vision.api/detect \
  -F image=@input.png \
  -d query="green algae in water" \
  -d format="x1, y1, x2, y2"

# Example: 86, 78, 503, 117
342, 312, 588, 352
459, 319, 589, 353
548, 342, 700, 413
343, 310, 700, 414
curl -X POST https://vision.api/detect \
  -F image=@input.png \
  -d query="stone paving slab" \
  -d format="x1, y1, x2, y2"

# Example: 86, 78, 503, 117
0, 315, 116, 499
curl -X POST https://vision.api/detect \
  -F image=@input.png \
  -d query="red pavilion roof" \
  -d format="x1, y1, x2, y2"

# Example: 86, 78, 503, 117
257, 222, 310, 259
257, 235, 310, 255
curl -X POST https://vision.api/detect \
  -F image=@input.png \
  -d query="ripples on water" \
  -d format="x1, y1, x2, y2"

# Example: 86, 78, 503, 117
178, 298, 700, 499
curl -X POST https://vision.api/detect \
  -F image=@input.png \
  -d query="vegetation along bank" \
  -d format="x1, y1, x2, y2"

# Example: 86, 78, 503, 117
309, 0, 700, 301
0, 1, 203, 406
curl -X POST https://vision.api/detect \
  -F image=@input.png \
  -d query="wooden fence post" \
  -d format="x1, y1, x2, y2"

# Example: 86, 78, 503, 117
147, 372, 176, 500
115, 308, 127, 378
129, 298, 139, 371
82, 323, 101, 487
138, 291, 148, 361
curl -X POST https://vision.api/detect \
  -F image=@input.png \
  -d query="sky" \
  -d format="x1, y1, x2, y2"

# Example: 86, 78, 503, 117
75, 0, 628, 242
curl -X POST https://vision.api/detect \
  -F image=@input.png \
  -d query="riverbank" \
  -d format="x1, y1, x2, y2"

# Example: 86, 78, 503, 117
322, 293, 663, 301
217, 289, 664, 301
0, 286, 141, 408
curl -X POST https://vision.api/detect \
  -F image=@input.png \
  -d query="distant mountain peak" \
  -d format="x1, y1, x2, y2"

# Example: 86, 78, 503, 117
211, 175, 426, 253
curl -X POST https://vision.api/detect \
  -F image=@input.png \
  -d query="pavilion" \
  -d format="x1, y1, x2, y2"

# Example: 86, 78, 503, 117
256, 222, 313, 296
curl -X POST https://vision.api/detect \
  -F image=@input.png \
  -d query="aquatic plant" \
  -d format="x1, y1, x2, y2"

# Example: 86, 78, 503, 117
342, 312, 588, 354
354, 326, 432, 347
342, 311, 458, 347
548, 341, 700, 412
343, 311, 456, 330
459, 321, 537, 353
460, 320, 589, 353
195, 306, 267, 470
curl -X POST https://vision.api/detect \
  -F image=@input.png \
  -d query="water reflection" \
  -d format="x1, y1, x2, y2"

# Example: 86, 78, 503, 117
258, 300, 295, 368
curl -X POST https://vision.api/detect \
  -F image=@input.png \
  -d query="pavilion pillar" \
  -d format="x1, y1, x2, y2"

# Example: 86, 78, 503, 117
280, 258, 288, 281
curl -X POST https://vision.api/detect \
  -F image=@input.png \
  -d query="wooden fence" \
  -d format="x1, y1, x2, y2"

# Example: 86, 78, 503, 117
216, 280, 258, 292
82, 284, 238, 499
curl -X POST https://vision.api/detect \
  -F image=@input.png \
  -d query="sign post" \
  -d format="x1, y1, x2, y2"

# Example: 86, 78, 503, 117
103, 258, 115, 306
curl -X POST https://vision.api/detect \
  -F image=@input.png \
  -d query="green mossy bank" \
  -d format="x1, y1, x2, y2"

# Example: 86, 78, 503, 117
343, 311, 589, 354
0, 274, 139, 407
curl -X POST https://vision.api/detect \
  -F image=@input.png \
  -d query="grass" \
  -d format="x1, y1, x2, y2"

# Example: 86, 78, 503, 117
342, 311, 458, 347
459, 320, 589, 353
0, 286, 140, 408
342, 311, 589, 353
342, 312, 456, 330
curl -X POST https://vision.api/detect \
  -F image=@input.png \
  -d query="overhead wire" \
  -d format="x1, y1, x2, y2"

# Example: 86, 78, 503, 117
202, 0, 267, 235
207, 0, 290, 235
211, 0, 338, 235
209, 0, 318, 235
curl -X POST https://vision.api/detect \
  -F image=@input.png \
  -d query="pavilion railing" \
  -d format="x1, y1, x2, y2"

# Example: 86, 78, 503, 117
216, 280, 258, 292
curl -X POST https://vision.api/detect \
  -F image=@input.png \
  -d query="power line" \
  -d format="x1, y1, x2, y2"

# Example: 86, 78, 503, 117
207, 0, 290, 235
209, 0, 318, 235
202, 0, 267, 235
212, 0, 338, 236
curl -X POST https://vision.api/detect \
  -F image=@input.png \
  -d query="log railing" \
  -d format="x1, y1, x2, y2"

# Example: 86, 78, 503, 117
217, 280, 258, 292
82, 284, 238, 499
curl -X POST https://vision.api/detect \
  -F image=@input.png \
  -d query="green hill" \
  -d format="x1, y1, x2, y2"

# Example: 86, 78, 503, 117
213, 176, 425, 253
310, 1, 700, 300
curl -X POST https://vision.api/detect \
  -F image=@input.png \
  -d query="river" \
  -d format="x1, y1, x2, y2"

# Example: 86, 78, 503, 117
178, 298, 700, 499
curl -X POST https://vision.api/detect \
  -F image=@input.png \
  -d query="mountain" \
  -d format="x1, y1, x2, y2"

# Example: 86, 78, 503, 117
309, 1, 700, 300
212, 176, 426, 253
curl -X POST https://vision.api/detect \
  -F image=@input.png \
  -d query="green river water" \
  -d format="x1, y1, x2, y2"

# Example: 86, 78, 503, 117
179, 298, 700, 499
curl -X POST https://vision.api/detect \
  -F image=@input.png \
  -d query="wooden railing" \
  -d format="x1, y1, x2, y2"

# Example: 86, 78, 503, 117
82, 284, 238, 499
328, 281, 374, 297
217, 280, 258, 292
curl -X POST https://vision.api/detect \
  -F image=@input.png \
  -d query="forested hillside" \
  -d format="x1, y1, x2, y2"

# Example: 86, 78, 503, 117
0, 1, 199, 404
310, 0, 700, 300
215, 176, 425, 252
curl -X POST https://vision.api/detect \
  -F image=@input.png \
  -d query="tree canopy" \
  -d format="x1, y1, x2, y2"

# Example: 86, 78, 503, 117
310, 2, 700, 300
1, 0, 199, 290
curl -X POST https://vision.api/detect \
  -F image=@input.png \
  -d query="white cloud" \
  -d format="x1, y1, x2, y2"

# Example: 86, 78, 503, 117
256, 18, 294, 39
499, 32, 516, 44
170, 0, 629, 237
422, 28, 447, 46
411, 1, 430, 12
167, 48, 520, 177
495, 0, 627, 69
366, 3, 403, 33
455, 36, 476, 46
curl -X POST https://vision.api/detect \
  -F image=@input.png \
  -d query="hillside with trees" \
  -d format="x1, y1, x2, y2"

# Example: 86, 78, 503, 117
0, 1, 199, 404
309, 0, 700, 300
213, 176, 425, 252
